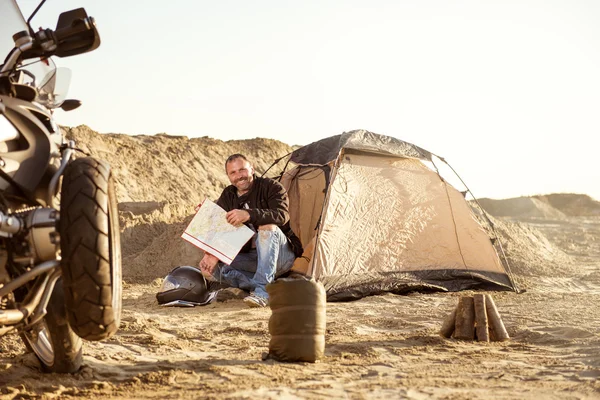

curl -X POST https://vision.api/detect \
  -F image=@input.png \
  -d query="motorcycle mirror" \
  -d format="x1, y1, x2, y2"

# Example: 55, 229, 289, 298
60, 99, 82, 112
26, 0, 48, 34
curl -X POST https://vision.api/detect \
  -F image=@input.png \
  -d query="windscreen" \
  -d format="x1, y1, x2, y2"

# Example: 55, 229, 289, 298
0, 0, 28, 66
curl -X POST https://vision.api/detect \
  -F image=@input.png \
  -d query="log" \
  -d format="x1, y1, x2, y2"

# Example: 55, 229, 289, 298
473, 294, 489, 342
485, 294, 510, 341
454, 296, 475, 340
439, 306, 457, 338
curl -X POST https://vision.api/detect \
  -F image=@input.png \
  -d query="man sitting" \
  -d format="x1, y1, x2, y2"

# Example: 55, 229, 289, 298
199, 154, 303, 307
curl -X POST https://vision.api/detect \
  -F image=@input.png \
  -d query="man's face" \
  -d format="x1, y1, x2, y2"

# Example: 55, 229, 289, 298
226, 158, 254, 193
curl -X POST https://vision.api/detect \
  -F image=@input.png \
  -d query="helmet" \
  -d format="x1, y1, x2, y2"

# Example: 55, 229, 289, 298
156, 266, 210, 305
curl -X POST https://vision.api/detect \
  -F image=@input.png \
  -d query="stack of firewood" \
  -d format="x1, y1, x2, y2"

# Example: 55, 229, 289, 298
440, 294, 509, 342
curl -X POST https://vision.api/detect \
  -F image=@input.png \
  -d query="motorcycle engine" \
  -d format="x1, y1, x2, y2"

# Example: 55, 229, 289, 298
0, 207, 58, 325
6, 207, 59, 267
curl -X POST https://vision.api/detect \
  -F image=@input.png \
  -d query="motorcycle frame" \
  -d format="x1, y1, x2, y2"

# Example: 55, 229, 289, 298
0, 95, 73, 334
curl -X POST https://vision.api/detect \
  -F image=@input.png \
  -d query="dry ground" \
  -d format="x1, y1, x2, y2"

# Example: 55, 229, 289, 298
0, 216, 598, 399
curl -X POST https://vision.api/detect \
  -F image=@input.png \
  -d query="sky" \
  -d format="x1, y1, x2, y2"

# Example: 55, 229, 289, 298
14, 0, 600, 200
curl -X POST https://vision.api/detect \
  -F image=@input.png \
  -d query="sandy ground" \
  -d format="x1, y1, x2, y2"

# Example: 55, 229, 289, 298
0, 128, 598, 399
0, 215, 598, 399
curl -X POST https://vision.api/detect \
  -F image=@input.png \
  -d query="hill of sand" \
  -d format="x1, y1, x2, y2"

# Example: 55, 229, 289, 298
477, 193, 600, 220
1, 127, 599, 399
535, 193, 600, 216
62, 125, 295, 283
63, 125, 295, 206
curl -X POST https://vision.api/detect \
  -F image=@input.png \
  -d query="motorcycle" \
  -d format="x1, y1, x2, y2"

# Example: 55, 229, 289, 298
0, 1, 122, 372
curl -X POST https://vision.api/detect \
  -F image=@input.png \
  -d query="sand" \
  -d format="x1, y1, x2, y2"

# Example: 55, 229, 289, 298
0, 127, 599, 399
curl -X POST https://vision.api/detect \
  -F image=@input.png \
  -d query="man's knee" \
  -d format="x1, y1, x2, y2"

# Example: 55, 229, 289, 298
256, 225, 284, 249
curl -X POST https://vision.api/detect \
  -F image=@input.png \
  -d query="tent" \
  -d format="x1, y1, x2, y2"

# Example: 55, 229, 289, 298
275, 130, 517, 301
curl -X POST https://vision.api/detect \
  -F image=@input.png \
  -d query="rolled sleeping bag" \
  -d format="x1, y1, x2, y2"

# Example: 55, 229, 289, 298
266, 277, 326, 362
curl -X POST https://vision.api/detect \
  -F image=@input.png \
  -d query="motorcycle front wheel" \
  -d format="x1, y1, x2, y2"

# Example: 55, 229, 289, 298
59, 157, 122, 341
20, 279, 83, 373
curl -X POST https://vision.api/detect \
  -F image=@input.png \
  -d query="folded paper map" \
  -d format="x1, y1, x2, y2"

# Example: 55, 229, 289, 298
181, 199, 254, 264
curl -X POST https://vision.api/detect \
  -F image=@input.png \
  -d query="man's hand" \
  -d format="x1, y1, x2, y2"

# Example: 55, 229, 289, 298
226, 209, 250, 226
199, 253, 219, 277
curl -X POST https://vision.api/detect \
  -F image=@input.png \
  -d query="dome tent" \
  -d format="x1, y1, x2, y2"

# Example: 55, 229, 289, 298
272, 130, 517, 301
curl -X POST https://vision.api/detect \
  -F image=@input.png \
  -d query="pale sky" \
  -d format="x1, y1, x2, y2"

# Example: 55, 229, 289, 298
16, 0, 600, 200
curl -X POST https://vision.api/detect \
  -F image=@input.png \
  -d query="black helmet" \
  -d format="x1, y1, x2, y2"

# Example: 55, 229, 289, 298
156, 266, 210, 305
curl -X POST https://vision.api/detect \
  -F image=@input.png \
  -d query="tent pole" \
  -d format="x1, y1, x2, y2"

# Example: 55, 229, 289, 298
277, 157, 292, 182
432, 156, 521, 293
309, 150, 345, 284
431, 162, 476, 283
261, 150, 293, 179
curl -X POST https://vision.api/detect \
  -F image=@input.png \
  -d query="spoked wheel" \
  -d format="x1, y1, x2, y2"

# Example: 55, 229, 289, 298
59, 157, 122, 341
20, 279, 83, 373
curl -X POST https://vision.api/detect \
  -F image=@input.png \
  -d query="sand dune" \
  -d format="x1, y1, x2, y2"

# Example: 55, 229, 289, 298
477, 193, 600, 220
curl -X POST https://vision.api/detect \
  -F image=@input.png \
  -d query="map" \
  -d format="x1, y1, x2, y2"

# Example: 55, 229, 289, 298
181, 199, 254, 264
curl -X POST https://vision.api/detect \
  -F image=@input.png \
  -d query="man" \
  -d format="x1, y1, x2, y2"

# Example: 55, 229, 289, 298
199, 154, 303, 307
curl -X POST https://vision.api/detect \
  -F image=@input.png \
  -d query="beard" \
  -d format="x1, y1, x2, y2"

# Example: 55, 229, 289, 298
235, 176, 253, 192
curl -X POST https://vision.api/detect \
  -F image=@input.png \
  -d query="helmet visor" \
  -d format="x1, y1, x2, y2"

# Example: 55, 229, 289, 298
159, 275, 181, 293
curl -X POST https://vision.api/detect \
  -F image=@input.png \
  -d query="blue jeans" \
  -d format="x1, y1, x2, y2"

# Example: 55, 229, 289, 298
212, 227, 296, 299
